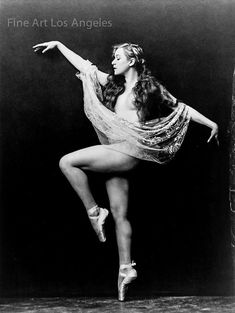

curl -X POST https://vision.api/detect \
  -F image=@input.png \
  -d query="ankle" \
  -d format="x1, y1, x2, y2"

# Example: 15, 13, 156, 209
119, 261, 136, 270
88, 204, 100, 217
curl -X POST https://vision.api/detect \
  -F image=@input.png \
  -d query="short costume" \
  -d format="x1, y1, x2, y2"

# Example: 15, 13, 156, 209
76, 60, 190, 164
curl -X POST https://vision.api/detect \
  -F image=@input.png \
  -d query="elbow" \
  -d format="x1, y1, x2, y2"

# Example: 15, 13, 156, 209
185, 105, 193, 119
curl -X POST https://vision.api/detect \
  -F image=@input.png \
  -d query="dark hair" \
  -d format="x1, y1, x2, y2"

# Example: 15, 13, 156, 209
102, 42, 175, 122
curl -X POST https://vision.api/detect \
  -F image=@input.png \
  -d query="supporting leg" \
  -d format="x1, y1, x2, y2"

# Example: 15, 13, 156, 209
106, 176, 132, 264
106, 176, 137, 301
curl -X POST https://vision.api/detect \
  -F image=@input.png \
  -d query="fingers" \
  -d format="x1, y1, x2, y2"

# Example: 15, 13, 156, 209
33, 47, 41, 52
207, 130, 214, 143
42, 47, 50, 53
207, 133, 219, 146
32, 42, 48, 53
207, 135, 212, 143
32, 42, 47, 48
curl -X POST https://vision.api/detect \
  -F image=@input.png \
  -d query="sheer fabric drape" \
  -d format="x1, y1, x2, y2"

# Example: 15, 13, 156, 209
76, 61, 190, 164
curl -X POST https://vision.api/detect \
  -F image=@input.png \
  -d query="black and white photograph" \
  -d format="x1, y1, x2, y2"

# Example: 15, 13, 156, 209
0, 0, 235, 312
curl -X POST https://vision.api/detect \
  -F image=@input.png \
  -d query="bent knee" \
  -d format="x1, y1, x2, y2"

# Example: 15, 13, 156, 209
59, 154, 73, 173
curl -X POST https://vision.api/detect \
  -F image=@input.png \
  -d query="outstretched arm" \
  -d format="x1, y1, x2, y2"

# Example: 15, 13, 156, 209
187, 105, 219, 145
57, 41, 88, 72
32, 41, 108, 85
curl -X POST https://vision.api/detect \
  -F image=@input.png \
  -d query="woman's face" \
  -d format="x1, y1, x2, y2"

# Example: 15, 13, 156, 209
111, 48, 132, 75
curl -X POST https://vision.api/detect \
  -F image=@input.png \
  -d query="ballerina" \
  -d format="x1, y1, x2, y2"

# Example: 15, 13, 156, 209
32, 40, 219, 301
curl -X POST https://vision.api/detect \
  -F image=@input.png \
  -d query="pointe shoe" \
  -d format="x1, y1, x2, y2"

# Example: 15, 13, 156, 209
118, 261, 137, 301
88, 206, 109, 242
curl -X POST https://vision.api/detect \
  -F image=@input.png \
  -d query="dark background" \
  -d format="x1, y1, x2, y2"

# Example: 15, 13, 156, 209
0, 0, 234, 297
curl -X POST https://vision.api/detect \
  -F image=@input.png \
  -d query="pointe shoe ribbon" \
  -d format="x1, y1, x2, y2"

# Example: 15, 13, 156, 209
88, 205, 109, 242
118, 261, 137, 301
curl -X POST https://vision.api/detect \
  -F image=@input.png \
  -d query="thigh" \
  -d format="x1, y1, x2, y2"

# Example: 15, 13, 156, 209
64, 145, 139, 173
106, 176, 129, 218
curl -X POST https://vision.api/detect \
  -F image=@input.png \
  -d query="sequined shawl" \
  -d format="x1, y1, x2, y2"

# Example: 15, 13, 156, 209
76, 61, 190, 164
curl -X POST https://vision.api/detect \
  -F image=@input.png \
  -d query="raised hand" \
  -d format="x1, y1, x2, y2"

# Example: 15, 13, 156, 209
32, 41, 59, 53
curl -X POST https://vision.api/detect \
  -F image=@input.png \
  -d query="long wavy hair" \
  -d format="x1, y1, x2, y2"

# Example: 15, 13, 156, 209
102, 42, 175, 122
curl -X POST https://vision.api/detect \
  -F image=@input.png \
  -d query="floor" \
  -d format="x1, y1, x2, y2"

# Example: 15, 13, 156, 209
0, 296, 235, 313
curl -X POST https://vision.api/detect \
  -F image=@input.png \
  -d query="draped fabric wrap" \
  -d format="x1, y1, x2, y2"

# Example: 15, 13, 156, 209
76, 60, 191, 164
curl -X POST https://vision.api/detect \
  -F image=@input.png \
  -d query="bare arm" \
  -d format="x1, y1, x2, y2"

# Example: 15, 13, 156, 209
33, 41, 108, 85
57, 41, 88, 72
